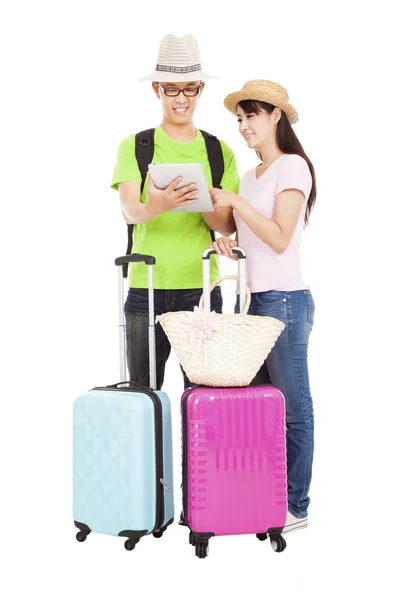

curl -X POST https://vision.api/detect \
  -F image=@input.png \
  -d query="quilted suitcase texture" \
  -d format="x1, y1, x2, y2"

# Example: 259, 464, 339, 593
73, 254, 174, 551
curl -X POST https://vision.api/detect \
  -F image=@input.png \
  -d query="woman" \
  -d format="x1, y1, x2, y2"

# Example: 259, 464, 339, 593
210, 80, 316, 534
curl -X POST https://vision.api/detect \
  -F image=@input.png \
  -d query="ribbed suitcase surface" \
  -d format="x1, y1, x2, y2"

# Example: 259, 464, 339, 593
182, 385, 287, 536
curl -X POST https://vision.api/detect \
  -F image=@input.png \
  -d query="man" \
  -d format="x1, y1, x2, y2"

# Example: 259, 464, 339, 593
111, 34, 240, 389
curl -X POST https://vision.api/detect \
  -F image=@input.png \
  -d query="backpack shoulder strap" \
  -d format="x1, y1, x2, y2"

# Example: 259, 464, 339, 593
123, 129, 155, 278
199, 130, 224, 189
199, 130, 225, 243
135, 128, 155, 193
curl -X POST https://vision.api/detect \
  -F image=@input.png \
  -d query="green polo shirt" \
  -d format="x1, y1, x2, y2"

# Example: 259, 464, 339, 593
111, 126, 240, 289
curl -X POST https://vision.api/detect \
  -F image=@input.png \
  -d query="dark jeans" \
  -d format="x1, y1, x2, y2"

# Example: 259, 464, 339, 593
235, 290, 315, 519
125, 287, 223, 390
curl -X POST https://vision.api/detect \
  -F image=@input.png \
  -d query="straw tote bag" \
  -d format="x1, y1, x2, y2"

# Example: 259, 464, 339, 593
156, 275, 285, 387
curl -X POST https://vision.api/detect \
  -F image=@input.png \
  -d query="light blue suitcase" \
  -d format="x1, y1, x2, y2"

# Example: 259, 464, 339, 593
73, 254, 174, 551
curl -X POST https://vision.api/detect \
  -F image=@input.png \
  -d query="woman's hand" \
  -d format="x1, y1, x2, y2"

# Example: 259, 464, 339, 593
209, 236, 238, 258
209, 188, 240, 208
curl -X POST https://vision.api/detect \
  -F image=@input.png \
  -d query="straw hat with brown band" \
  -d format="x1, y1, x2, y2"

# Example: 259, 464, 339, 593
224, 79, 299, 124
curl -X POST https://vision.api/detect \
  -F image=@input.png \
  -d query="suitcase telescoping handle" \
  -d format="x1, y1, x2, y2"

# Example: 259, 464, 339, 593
202, 247, 247, 314
114, 254, 157, 389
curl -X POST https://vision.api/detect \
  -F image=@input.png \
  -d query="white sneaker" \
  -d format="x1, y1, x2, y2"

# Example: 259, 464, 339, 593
282, 511, 308, 534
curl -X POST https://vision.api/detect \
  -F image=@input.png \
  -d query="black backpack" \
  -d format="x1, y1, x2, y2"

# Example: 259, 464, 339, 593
123, 128, 224, 278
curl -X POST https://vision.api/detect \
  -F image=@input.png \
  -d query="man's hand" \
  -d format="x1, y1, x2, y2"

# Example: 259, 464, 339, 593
146, 175, 199, 217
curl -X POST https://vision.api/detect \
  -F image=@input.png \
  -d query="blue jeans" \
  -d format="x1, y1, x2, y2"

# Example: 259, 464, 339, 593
125, 287, 223, 390
235, 290, 315, 519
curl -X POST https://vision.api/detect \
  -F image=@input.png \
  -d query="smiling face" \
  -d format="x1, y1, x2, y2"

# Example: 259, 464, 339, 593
236, 103, 280, 149
152, 81, 204, 125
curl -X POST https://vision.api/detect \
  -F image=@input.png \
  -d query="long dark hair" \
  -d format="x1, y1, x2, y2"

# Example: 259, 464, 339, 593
238, 100, 316, 226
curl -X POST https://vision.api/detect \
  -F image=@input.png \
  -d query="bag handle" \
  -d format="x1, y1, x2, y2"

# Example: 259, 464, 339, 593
198, 275, 251, 315
202, 247, 247, 313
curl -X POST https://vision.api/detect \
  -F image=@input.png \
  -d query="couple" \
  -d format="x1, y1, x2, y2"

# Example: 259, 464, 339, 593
111, 34, 316, 535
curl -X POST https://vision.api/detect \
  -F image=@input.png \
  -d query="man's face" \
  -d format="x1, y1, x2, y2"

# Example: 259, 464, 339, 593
152, 81, 204, 124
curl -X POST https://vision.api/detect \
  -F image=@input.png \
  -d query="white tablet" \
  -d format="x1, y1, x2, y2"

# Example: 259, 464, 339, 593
148, 163, 214, 213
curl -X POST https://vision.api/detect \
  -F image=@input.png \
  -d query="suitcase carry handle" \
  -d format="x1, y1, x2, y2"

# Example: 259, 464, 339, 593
106, 381, 145, 388
114, 254, 157, 389
202, 247, 247, 314
105, 381, 153, 391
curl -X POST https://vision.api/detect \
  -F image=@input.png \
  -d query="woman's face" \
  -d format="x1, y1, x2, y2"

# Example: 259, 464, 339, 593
236, 104, 276, 149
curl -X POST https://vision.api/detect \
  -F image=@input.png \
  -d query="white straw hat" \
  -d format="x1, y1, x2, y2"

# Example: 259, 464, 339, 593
140, 34, 217, 82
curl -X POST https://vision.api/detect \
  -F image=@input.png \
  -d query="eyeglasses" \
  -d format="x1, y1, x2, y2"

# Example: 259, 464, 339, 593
157, 83, 202, 97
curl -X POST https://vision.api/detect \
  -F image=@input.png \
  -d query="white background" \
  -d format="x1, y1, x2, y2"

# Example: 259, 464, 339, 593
1, 0, 399, 598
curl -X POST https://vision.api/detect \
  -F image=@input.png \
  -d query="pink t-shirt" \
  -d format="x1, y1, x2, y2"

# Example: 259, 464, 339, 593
234, 154, 312, 293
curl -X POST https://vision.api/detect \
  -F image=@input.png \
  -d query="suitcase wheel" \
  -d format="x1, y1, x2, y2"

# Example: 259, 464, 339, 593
153, 522, 170, 538
76, 531, 88, 543
189, 532, 196, 546
269, 534, 286, 553
256, 533, 268, 542
195, 540, 209, 559
153, 529, 164, 539
124, 539, 137, 551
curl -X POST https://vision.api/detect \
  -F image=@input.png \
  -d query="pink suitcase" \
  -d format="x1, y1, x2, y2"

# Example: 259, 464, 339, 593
180, 385, 287, 557
179, 249, 288, 558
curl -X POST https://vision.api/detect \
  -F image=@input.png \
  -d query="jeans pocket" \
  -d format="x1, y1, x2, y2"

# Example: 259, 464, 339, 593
254, 293, 286, 306
125, 288, 149, 315
252, 292, 287, 320
180, 289, 203, 311
303, 291, 315, 325
189, 288, 222, 312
